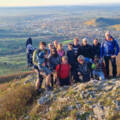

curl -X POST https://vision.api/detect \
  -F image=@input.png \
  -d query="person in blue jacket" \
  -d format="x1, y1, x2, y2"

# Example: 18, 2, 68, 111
101, 31, 119, 78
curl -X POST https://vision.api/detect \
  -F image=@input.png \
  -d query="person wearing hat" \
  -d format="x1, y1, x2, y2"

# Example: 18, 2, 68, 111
101, 31, 119, 78
77, 55, 92, 82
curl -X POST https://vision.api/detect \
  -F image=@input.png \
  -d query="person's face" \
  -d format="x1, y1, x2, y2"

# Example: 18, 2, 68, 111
54, 41, 58, 47
40, 44, 46, 50
82, 40, 87, 46
78, 59, 84, 64
58, 44, 62, 50
93, 39, 98, 46
48, 44, 53, 49
74, 39, 79, 46
62, 58, 68, 64
68, 45, 73, 50
51, 49, 56, 55
105, 34, 111, 40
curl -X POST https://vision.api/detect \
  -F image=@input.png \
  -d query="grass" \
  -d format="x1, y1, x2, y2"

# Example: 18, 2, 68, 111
0, 73, 36, 120
0, 53, 30, 76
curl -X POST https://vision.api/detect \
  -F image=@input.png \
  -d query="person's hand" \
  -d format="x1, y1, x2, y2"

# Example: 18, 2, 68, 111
111, 55, 116, 58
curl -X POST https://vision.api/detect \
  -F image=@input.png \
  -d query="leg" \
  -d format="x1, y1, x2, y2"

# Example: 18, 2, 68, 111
104, 56, 110, 77
45, 74, 52, 90
34, 67, 43, 90
111, 57, 117, 77
98, 71, 105, 80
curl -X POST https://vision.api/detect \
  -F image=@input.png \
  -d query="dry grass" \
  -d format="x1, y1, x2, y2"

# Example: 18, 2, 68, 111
0, 74, 36, 120
0, 71, 34, 84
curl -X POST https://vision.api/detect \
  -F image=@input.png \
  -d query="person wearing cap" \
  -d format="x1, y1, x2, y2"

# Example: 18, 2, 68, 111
92, 38, 101, 58
101, 31, 119, 78
77, 55, 92, 82
80, 38, 93, 61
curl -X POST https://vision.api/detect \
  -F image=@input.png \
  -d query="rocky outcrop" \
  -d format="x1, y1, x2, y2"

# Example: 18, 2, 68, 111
28, 78, 120, 120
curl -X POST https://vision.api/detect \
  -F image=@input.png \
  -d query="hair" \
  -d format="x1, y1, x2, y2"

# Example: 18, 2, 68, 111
57, 43, 62, 50
94, 38, 98, 41
77, 55, 85, 61
40, 42, 46, 46
82, 38, 87, 42
62, 56, 68, 61
68, 43, 73, 46
74, 37, 79, 41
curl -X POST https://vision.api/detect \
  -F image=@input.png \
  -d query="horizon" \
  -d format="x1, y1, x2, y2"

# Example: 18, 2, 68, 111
0, 3, 120, 8
0, 0, 120, 7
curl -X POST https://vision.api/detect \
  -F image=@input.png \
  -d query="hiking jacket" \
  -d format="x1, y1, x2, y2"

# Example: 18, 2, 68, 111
77, 61, 91, 75
33, 49, 46, 66
80, 44, 93, 59
73, 44, 80, 58
48, 55, 61, 71
101, 38, 119, 57
92, 43, 101, 57
67, 50, 76, 66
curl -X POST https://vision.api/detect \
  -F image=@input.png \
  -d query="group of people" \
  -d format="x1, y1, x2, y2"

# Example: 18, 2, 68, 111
26, 31, 119, 91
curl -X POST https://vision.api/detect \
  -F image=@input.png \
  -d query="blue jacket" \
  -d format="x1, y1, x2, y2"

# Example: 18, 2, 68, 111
101, 38, 119, 57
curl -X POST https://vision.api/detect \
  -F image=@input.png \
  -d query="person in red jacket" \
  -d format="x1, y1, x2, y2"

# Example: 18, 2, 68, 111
56, 56, 71, 86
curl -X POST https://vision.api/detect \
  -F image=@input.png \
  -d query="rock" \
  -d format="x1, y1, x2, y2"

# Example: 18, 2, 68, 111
104, 85, 113, 91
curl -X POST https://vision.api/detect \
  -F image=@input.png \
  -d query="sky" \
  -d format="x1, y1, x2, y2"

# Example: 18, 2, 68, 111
0, 0, 120, 7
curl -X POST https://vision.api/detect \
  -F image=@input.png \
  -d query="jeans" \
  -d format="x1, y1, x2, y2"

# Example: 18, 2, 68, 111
104, 56, 117, 77
93, 70, 105, 80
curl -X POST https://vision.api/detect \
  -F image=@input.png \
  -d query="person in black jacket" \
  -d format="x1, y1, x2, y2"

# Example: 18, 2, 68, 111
67, 43, 76, 67
92, 38, 101, 58
77, 55, 92, 82
80, 38, 93, 60
73, 38, 81, 60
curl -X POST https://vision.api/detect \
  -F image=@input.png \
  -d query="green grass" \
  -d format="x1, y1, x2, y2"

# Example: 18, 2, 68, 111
61, 40, 73, 45
0, 53, 29, 75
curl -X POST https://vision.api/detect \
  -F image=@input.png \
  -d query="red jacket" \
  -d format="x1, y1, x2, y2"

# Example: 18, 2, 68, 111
56, 64, 71, 79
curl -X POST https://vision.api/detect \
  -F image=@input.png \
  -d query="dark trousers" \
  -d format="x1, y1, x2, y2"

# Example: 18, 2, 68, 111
104, 56, 117, 77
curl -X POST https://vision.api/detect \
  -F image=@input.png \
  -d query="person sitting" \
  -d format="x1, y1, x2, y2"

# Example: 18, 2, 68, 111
92, 55, 105, 80
57, 43, 65, 57
56, 56, 71, 86
80, 38, 93, 61
77, 55, 92, 82
33, 42, 52, 91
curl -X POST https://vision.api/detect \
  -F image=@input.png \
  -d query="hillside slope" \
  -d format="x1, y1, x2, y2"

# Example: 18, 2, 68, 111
84, 17, 120, 28
0, 71, 120, 120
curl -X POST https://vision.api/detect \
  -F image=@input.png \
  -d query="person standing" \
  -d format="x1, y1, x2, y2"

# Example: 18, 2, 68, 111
80, 38, 93, 61
101, 31, 119, 78
92, 38, 101, 58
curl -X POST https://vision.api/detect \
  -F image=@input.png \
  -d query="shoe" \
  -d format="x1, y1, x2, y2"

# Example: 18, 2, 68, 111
46, 86, 53, 91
